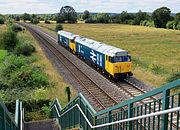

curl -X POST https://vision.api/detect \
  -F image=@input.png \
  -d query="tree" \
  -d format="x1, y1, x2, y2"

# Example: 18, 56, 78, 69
56, 14, 64, 23
0, 16, 5, 24
120, 11, 135, 24
152, 7, 171, 28
31, 14, 37, 19
175, 13, 180, 22
134, 10, 148, 25
31, 18, 39, 24
82, 10, 90, 20
22, 13, 31, 21
15, 16, 20, 21
59, 6, 77, 23
96, 13, 110, 23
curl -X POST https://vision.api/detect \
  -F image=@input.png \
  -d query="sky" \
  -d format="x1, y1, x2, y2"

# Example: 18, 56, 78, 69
0, 0, 179, 14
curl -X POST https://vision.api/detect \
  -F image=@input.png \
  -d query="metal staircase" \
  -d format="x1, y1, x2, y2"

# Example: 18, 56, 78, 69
0, 79, 180, 130
51, 79, 180, 130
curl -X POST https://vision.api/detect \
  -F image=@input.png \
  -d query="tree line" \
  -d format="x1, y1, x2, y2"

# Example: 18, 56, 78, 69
1, 6, 179, 30
80, 7, 179, 30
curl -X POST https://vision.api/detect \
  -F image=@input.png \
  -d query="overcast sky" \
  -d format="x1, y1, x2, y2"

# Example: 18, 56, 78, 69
0, 0, 179, 14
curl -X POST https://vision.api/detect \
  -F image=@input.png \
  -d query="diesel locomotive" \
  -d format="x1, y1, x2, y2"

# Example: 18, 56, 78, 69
58, 31, 133, 79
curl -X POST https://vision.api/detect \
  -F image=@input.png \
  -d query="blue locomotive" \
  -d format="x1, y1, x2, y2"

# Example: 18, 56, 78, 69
58, 31, 133, 78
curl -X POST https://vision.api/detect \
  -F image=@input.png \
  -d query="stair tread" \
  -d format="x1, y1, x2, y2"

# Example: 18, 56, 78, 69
24, 119, 60, 130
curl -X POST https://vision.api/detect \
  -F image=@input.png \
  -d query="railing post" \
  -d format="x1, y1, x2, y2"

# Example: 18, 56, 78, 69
4, 110, 6, 130
128, 103, 133, 130
79, 97, 81, 128
108, 111, 112, 130
94, 116, 97, 130
85, 106, 88, 130
161, 89, 170, 130
73, 102, 75, 128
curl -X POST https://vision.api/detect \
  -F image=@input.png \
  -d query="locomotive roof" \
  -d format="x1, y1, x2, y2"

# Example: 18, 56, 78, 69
58, 31, 78, 39
75, 37, 128, 57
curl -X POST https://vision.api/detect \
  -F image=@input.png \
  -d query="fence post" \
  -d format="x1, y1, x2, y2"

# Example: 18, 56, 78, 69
161, 89, 170, 130
128, 103, 133, 130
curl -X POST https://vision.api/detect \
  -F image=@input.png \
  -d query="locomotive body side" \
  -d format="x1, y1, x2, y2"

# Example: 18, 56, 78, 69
75, 41, 106, 70
58, 31, 77, 53
58, 31, 133, 79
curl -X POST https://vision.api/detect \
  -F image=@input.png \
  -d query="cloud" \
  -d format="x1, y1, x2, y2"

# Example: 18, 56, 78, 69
0, 0, 179, 14
0, 0, 59, 14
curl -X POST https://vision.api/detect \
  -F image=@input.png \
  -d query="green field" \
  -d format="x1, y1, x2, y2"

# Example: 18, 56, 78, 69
38, 23, 180, 87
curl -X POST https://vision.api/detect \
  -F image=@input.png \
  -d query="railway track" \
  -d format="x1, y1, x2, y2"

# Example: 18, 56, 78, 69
20, 23, 178, 129
22, 23, 118, 111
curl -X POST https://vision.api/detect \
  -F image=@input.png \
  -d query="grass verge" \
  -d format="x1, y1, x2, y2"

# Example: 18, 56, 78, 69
17, 27, 77, 107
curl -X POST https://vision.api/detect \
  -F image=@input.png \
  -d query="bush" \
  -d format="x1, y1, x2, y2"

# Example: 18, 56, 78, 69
31, 18, 39, 24
14, 41, 36, 56
127, 20, 134, 25
0, 30, 18, 51
85, 18, 96, 23
140, 20, 148, 26
145, 20, 155, 27
0, 16, 5, 24
176, 24, 180, 30
55, 24, 63, 32
11, 23, 24, 32
0, 55, 51, 89
45, 20, 50, 24
15, 16, 20, 21
148, 64, 164, 74
166, 21, 175, 29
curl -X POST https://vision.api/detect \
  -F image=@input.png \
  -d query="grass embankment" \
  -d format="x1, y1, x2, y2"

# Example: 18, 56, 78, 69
0, 24, 76, 121
18, 26, 76, 106
37, 23, 180, 87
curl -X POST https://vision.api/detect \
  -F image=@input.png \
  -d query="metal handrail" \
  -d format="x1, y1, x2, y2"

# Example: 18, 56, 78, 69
96, 79, 180, 116
52, 102, 180, 129
51, 79, 180, 130
0, 99, 23, 130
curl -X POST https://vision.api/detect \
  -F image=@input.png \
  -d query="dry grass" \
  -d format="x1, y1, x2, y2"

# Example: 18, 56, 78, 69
18, 28, 77, 107
37, 23, 180, 87
0, 24, 7, 32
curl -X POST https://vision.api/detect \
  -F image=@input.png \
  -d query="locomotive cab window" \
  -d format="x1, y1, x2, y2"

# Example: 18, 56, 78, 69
111, 56, 131, 63
106, 56, 109, 61
70, 39, 75, 43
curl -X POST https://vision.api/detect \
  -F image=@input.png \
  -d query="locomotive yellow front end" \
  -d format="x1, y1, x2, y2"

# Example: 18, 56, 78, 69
105, 54, 133, 78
